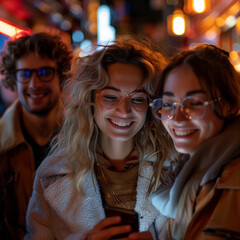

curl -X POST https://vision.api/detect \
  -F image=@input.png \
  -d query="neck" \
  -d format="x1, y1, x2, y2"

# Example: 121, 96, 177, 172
100, 136, 134, 161
21, 104, 62, 146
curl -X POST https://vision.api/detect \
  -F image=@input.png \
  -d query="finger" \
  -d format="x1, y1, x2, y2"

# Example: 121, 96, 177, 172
92, 216, 122, 233
93, 224, 132, 240
128, 231, 153, 240
107, 224, 132, 238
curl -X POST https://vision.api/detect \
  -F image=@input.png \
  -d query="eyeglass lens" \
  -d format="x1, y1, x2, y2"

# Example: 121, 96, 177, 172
16, 67, 55, 83
151, 96, 207, 120
98, 89, 150, 112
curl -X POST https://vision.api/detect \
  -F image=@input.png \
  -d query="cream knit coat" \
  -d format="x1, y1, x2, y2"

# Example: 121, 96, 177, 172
24, 153, 168, 240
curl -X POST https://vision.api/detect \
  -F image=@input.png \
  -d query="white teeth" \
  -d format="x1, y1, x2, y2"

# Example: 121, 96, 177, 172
174, 129, 196, 136
111, 120, 132, 127
29, 93, 45, 98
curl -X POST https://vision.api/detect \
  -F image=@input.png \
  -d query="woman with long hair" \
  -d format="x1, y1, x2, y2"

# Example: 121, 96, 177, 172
151, 44, 240, 240
25, 38, 175, 239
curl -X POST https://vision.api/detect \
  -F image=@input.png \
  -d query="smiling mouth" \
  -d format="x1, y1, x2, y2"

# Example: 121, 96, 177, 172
110, 119, 132, 127
174, 129, 197, 136
27, 92, 48, 98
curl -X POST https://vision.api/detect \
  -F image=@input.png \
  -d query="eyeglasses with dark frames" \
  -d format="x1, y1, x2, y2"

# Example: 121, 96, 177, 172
96, 88, 151, 112
150, 96, 222, 120
15, 67, 57, 83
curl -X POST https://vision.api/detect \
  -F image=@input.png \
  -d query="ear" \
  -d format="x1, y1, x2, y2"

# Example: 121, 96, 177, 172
221, 103, 239, 119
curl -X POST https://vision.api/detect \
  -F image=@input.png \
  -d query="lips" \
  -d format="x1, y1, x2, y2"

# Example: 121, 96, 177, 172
27, 93, 47, 98
109, 119, 133, 127
174, 129, 198, 136
26, 89, 49, 99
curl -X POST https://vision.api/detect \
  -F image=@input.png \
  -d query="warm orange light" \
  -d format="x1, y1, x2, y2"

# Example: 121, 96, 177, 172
184, 0, 210, 14
173, 17, 185, 35
0, 19, 25, 37
235, 63, 240, 72
216, 17, 225, 28
172, 10, 185, 35
167, 10, 189, 36
230, 51, 239, 61
236, 16, 240, 35
193, 0, 206, 13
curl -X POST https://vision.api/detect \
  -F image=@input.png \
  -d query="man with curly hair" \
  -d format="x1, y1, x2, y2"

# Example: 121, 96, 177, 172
0, 32, 73, 240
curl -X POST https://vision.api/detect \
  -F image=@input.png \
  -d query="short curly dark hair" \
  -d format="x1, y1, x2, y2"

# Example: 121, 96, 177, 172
0, 32, 73, 90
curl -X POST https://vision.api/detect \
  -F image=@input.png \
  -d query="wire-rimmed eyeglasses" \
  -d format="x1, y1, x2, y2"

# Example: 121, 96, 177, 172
150, 96, 222, 120
15, 67, 57, 83
96, 88, 151, 112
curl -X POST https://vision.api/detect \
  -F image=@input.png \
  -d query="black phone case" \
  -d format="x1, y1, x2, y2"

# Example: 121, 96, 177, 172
105, 206, 139, 239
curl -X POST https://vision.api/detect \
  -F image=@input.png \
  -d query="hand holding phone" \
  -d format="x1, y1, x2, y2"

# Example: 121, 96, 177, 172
105, 206, 139, 239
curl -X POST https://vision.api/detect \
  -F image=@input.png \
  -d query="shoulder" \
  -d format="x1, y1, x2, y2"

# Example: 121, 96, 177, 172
32, 152, 74, 196
0, 100, 21, 126
0, 100, 25, 152
36, 151, 73, 179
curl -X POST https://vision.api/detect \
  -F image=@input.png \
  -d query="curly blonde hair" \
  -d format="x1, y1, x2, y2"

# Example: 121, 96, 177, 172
53, 38, 176, 195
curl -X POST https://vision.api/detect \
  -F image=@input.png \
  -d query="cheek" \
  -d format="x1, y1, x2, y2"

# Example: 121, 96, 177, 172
198, 118, 225, 140
94, 104, 105, 127
137, 111, 148, 129
49, 81, 61, 93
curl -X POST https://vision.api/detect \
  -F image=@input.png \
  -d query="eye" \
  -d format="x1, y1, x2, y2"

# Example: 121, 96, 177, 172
21, 70, 31, 78
103, 94, 118, 101
131, 97, 146, 104
99, 90, 120, 102
39, 68, 53, 77
131, 93, 148, 104
190, 101, 204, 106
187, 99, 205, 108
162, 102, 173, 109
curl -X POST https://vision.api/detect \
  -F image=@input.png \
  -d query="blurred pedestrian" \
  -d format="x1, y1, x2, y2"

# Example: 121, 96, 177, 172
0, 32, 73, 240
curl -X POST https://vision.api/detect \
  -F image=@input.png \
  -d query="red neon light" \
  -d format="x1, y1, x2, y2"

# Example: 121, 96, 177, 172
0, 19, 26, 37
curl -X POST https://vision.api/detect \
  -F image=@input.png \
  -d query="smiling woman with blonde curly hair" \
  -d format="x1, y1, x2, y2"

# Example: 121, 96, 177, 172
25, 38, 177, 240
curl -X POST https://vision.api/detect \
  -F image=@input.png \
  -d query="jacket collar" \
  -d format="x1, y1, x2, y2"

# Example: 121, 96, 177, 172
217, 157, 240, 189
0, 100, 26, 152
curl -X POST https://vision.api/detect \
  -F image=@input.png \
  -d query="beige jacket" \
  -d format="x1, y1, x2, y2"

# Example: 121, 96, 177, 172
25, 152, 169, 240
167, 157, 240, 240
183, 157, 240, 240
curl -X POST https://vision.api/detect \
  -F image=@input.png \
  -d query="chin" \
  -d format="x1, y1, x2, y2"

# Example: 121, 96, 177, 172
29, 108, 52, 116
175, 146, 194, 155
109, 133, 135, 142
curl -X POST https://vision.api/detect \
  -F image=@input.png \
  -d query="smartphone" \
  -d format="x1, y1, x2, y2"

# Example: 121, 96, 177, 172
105, 206, 139, 238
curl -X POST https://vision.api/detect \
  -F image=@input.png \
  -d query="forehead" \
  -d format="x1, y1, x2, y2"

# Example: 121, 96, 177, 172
164, 65, 202, 97
16, 52, 56, 69
107, 63, 144, 93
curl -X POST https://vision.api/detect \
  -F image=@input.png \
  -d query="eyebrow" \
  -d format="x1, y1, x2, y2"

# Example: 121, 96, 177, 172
163, 90, 206, 97
104, 86, 146, 94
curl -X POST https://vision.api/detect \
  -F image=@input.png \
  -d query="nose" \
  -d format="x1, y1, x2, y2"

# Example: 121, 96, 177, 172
28, 71, 41, 88
173, 104, 188, 121
116, 96, 131, 114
